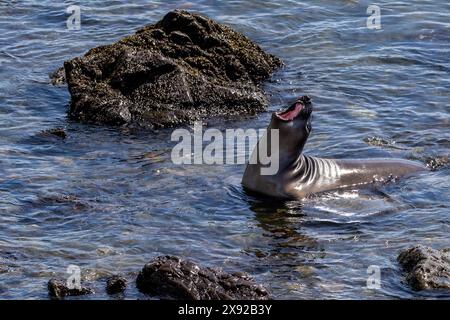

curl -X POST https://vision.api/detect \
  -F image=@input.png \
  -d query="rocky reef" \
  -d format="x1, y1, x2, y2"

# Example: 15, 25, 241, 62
136, 255, 271, 300
63, 10, 282, 128
398, 245, 450, 291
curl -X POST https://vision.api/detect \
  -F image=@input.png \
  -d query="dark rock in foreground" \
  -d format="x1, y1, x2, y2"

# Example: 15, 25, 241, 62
136, 255, 270, 300
48, 279, 93, 299
106, 275, 127, 295
64, 10, 282, 127
398, 245, 450, 291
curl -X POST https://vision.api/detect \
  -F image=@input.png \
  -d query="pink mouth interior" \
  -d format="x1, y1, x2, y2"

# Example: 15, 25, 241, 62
276, 102, 304, 121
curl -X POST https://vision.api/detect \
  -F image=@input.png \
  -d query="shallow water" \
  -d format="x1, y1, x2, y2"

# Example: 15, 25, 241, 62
0, 0, 449, 299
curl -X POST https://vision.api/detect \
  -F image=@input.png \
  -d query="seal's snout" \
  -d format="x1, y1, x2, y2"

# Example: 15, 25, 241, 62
275, 96, 313, 121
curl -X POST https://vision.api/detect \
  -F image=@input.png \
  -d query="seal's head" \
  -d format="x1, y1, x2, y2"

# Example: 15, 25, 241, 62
270, 95, 313, 155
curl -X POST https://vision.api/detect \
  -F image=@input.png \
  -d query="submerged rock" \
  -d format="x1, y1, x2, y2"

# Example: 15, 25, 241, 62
48, 279, 94, 299
136, 255, 270, 300
63, 10, 282, 127
38, 127, 68, 139
0, 251, 22, 274
106, 275, 127, 295
398, 245, 450, 291
425, 155, 449, 171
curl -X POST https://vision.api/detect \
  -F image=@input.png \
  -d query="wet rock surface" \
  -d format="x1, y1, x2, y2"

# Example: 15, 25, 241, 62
48, 279, 94, 299
136, 255, 271, 300
106, 275, 127, 294
398, 245, 450, 291
49, 67, 66, 86
63, 10, 282, 127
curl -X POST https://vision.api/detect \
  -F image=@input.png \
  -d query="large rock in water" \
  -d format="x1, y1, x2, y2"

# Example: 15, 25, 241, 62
136, 256, 271, 300
64, 10, 283, 127
398, 245, 450, 291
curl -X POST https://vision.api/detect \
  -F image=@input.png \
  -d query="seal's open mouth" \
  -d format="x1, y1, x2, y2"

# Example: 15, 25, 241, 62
275, 101, 304, 121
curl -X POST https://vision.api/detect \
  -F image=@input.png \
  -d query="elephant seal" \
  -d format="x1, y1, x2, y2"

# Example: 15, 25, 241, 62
242, 96, 427, 199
